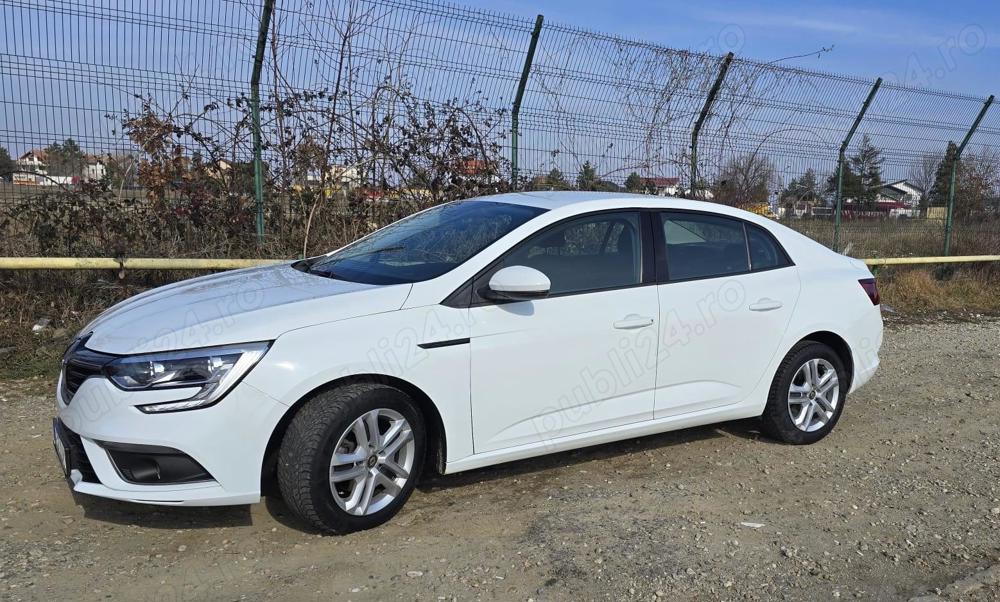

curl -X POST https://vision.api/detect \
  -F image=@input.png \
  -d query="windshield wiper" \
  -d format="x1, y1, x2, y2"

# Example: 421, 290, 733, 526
291, 258, 315, 272
298, 245, 406, 281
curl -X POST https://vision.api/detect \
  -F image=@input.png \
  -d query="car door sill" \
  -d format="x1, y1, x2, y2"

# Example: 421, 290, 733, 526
444, 401, 760, 475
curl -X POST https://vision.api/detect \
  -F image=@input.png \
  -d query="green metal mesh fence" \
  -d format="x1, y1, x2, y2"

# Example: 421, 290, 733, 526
1, 0, 998, 259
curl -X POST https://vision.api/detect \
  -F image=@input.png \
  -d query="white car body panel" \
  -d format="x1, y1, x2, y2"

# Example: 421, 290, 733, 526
57, 375, 284, 506
82, 264, 412, 355
56, 191, 882, 505
245, 304, 477, 462
652, 267, 801, 418
468, 286, 659, 452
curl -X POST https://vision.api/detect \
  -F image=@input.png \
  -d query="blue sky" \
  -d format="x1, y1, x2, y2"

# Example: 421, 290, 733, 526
484, 0, 998, 97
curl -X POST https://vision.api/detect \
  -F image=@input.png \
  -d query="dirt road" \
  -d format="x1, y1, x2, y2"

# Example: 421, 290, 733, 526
2, 319, 999, 601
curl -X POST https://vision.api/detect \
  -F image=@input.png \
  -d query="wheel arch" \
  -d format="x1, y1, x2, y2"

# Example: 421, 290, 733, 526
260, 374, 447, 494
794, 330, 854, 388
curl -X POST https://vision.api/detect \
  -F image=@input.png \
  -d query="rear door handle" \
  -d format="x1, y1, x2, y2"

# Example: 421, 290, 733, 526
613, 315, 654, 329
749, 298, 783, 312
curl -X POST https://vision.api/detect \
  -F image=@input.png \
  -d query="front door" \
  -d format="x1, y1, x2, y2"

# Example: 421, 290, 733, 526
468, 211, 660, 453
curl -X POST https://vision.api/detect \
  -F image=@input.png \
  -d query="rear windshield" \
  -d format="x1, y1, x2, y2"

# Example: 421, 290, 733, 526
303, 201, 546, 285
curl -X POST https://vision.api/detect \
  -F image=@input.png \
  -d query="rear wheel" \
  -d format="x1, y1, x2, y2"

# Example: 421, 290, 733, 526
760, 341, 847, 444
277, 383, 425, 534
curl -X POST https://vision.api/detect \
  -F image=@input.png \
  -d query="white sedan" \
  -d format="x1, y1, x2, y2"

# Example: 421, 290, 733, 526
54, 192, 882, 533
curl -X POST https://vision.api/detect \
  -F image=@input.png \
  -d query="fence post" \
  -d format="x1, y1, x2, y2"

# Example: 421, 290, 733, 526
690, 52, 733, 198
943, 94, 994, 256
251, 0, 276, 245
511, 15, 543, 190
833, 77, 881, 252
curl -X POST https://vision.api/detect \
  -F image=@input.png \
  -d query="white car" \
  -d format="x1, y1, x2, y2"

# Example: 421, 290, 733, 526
54, 192, 882, 533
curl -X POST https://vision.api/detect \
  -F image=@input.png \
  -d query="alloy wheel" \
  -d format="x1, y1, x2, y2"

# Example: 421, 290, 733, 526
787, 358, 840, 433
328, 408, 416, 516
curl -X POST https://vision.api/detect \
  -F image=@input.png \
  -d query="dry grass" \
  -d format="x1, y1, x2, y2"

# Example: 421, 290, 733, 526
785, 218, 1000, 257
878, 265, 1000, 314
0, 270, 190, 379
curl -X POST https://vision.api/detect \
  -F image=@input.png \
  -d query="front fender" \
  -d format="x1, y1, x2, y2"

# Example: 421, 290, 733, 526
243, 305, 475, 463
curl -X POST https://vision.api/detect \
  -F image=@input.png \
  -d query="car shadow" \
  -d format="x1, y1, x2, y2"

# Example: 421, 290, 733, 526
416, 417, 775, 493
72, 491, 253, 529
262, 495, 325, 534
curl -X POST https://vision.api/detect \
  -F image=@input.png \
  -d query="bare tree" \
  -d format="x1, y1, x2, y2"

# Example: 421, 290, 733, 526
710, 152, 777, 208
908, 152, 941, 213
955, 147, 1000, 219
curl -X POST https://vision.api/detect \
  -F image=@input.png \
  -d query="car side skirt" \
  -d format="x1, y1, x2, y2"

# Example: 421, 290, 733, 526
442, 402, 761, 475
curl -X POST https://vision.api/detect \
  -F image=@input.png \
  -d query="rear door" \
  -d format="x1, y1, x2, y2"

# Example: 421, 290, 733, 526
652, 211, 800, 418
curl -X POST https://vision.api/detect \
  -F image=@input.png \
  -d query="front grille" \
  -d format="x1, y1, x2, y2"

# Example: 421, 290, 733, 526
61, 336, 116, 404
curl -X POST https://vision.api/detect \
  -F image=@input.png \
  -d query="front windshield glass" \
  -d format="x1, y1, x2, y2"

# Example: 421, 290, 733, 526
304, 201, 546, 285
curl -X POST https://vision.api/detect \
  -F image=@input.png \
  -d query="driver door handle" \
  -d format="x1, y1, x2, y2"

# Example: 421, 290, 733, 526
613, 315, 654, 329
749, 298, 783, 312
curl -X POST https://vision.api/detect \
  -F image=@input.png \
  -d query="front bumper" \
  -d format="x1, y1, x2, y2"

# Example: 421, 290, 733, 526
55, 376, 288, 506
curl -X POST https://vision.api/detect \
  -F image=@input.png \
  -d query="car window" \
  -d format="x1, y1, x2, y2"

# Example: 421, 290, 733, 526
495, 212, 642, 296
747, 224, 789, 271
661, 212, 749, 280
305, 201, 546, 285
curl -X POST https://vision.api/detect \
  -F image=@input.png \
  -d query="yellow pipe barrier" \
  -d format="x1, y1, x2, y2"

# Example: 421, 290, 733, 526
862, 255, 1000, 266
0, 257, 286, 270
0, 255, 998, 270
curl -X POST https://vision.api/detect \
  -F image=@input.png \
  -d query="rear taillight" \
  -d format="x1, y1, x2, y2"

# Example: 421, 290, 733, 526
859, 278, 880, 305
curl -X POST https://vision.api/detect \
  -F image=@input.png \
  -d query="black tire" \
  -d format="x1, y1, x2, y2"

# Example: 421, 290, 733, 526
760, 341, 848, 445
277, 383, 425, 534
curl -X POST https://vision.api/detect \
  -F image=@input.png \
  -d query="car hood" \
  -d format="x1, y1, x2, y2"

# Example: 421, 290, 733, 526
81, 263, 413, 355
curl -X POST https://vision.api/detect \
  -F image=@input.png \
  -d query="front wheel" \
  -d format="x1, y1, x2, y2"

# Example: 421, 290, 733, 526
277, 383, 425, 534
760, 341, 848, 444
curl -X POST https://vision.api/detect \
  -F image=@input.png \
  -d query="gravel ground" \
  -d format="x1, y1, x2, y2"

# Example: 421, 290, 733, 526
1, 319, 999, 602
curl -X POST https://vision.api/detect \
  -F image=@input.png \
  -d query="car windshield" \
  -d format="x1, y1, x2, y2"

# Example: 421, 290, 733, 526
303, 201, 546, 285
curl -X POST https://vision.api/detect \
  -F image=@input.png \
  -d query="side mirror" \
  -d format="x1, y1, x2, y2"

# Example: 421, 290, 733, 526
486, 266, 551, 301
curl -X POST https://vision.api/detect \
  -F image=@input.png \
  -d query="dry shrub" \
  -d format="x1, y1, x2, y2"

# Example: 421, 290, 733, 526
0, 268, 205, 378
878, 265, 1000, 313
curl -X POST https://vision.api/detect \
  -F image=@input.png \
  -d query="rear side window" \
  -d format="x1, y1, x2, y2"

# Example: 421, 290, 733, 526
747, 224, 790, 271
661, 212, 749, 280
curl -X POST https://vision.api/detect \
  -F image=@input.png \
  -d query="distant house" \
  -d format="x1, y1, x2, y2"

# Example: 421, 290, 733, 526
82, 155, 107, 182
639, 176, 680, 196
16, 149, 47, 173
878, 180, 923, 209
16, 150, 47, 184
836, 180, 925, 218
871, 180, 923, 217
329, 164, 361, 188
14, 149, 48, 184
15, 149, 107, 185
453, 157, 501, 184
304, 164, 361, 189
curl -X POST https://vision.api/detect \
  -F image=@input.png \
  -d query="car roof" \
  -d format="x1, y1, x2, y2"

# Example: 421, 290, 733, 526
472, 191, 836, 263
473, 191, 637, 210
473, 191, 756, 217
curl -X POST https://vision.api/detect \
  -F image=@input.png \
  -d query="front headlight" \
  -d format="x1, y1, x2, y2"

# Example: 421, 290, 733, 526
105, 342, 271, 413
